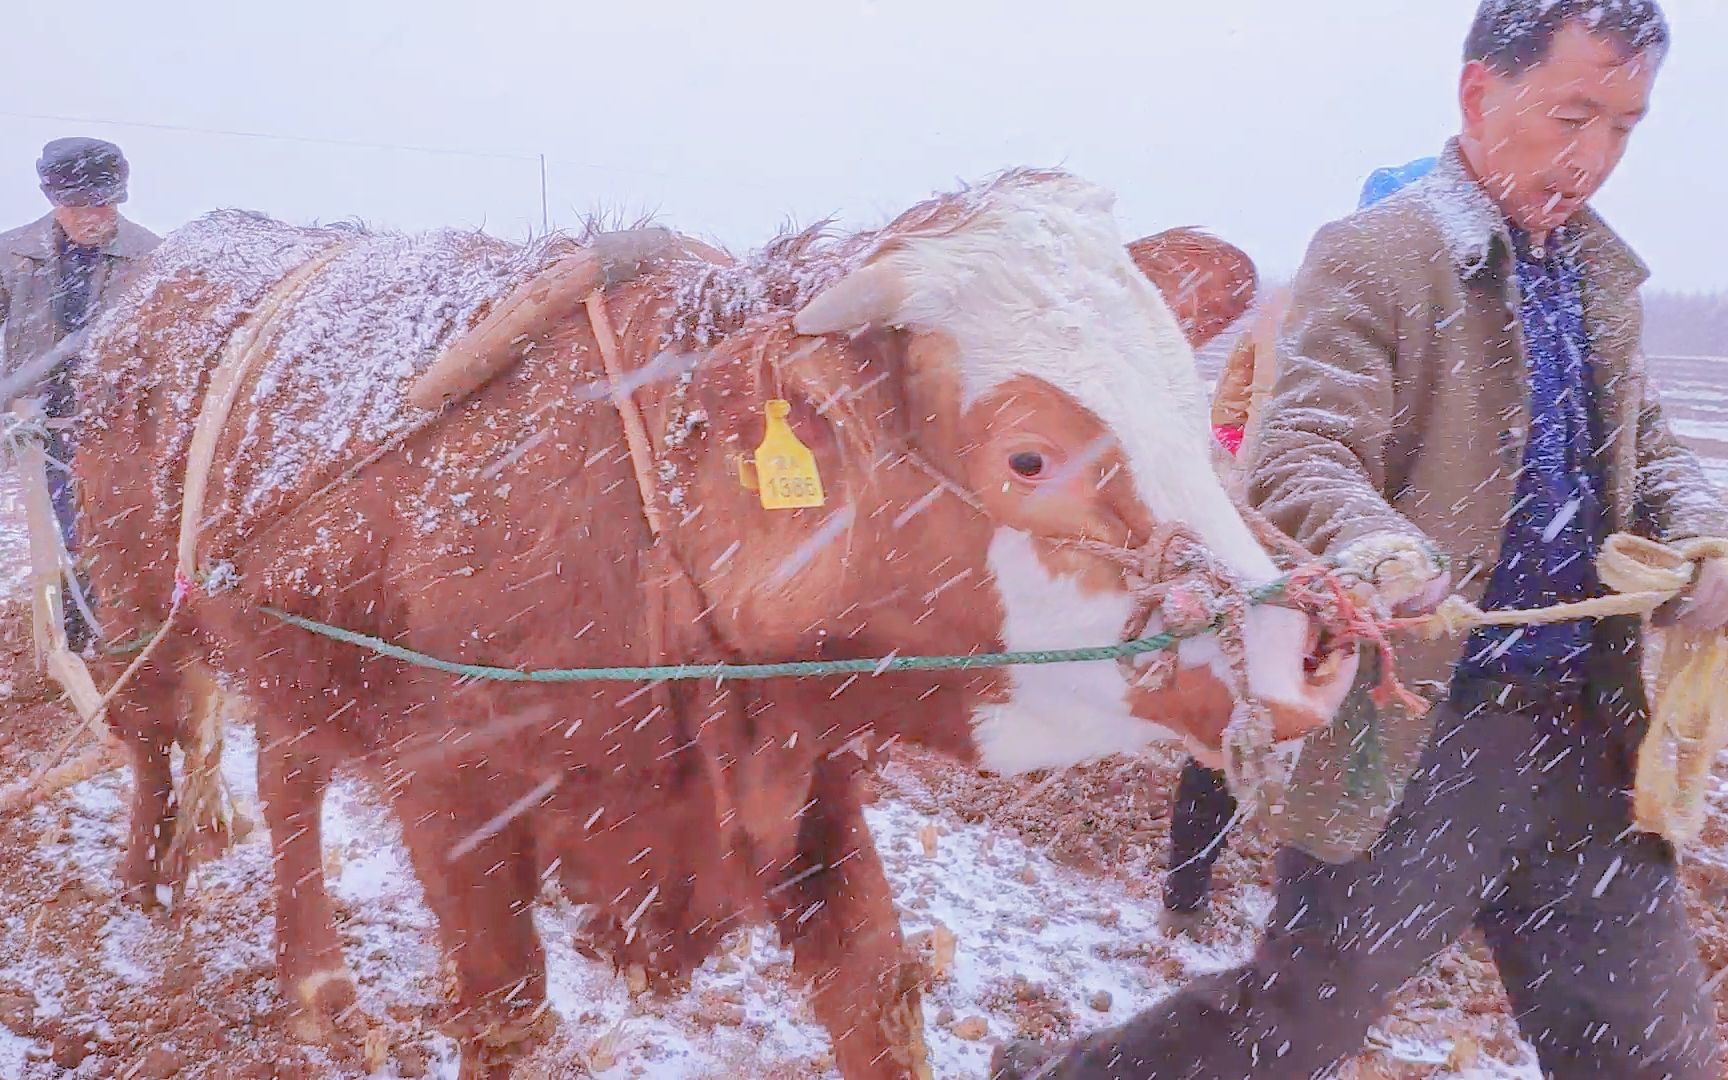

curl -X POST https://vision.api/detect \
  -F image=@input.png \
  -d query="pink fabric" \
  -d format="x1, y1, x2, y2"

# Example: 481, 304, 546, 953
1213, 423, 1245, 456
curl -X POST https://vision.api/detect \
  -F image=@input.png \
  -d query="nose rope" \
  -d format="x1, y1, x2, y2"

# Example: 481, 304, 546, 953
1068, 525, 1278, 800
891, 443, 1418, 804
1229, 494, 1426, 712
1071, 511, 1424, 804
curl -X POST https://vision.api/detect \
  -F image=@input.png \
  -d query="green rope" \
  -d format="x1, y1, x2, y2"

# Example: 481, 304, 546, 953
259, 579, 1289, 684
97, 628, 157, 659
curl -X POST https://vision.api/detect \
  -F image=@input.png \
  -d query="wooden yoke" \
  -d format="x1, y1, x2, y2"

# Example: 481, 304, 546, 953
408, 227, 684, 412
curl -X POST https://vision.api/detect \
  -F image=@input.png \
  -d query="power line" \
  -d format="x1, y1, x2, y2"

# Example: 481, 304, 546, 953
0, 107, 670, 179
0, 107, 538, 164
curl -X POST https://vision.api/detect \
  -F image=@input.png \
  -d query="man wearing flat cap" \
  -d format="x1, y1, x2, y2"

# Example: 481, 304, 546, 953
1, 137, 159, 649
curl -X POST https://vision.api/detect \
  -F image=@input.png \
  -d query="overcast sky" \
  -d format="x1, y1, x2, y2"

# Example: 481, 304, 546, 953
4, 1, 1723, 290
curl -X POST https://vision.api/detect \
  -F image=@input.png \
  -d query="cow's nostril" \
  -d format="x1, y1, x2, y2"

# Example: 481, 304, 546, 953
1299, 620, 1329, 676
1306, 646, 1349, 685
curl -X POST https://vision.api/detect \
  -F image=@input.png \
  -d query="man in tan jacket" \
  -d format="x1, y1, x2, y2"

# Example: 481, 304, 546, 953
1, 138, 159, 648
997, 2, 1728, 1076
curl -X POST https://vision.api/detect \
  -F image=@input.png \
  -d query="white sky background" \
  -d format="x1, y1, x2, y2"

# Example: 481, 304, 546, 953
3, 0, 1723, 290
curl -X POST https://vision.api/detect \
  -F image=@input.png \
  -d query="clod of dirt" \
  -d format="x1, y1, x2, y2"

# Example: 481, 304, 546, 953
51, 1030, 96, 1069
695, 988, 747, 1029
137, 1044, 190, 1078
395, 1040, 432, 1078
0, 983, 38, 1032
1447, 1034, 1481, 1070
951, 1016, 988, 1041
626, 963, 649, 995
983, 976, 1078, 1042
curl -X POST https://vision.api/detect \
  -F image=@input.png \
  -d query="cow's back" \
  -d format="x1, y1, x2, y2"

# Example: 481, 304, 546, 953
84, 215, 564, 548
78, 212, 356, 617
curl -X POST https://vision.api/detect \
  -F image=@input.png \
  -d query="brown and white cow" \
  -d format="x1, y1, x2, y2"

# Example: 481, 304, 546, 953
73, 171, 1357, 1077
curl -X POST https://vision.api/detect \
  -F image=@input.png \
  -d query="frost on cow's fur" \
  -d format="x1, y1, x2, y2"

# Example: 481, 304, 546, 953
229, 230, 562, 519
81, 211, 570, 543
664, 226, 864, 349
81, 211, 354, 517
77, 171, 1277, 608
660, 170, 1281, 583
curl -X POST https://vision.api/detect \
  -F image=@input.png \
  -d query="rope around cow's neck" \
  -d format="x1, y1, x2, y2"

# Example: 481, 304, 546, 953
257, 575, 1294, 683
247, 520, 1387, 809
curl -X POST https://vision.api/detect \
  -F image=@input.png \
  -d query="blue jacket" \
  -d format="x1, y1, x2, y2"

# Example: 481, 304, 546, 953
1358, 157, 1438, 209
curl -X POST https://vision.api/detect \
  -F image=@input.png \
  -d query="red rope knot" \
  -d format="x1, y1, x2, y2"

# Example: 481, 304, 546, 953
1228, 496, 1431, 716
1279, 563, 1429, 717
1071, 522, 1245, 693
172, 572, 193, 606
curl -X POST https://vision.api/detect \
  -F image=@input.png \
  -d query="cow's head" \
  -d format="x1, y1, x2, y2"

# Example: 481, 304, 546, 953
790, 171, 1357, 776
1126, 227, 1258, 350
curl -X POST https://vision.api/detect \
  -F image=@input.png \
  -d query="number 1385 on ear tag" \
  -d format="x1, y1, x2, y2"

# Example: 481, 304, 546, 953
751, 399, 825, 510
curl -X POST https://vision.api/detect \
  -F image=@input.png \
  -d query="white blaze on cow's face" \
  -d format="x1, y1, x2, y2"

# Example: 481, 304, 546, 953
794, 173, 1358, 776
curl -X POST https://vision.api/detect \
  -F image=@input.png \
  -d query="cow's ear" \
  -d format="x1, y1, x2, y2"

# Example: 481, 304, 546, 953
1125, 228, 1257, 348
793, 262, 908, 337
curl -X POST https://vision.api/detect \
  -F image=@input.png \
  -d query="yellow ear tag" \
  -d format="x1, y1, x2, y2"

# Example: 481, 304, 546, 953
751, 399, 825, 510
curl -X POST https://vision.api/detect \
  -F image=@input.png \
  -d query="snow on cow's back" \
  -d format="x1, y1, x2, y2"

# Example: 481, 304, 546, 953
82, 210, 570, 533
83, 210, 352, 517
229, 226, 565, 521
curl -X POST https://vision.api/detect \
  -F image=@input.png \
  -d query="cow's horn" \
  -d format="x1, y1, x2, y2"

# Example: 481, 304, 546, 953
793, 263, 908, 337
407, 228, 684, 411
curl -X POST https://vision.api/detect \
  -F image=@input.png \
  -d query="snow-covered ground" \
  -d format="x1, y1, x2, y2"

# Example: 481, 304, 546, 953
1, 720, 1554, 1079
1651, 355, 1728, 490
0, 716, 1291, 1078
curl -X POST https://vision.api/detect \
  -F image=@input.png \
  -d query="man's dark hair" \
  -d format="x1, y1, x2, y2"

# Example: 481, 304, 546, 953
1464, 0, 1669, 76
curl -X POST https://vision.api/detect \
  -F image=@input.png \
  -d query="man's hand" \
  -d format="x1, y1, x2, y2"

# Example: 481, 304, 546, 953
1390, 567, 1453, 618
1334, 534, 1452, 618
1653, 556, 1728, 634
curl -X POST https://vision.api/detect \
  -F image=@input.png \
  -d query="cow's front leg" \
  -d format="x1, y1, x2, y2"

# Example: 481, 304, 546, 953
769, 758, 932, 1080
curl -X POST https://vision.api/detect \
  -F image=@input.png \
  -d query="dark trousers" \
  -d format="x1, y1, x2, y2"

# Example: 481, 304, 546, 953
42, 369, 78, 548
1029, 680, 1723, 1079
45, 428, 78, 555
42, 371, 92, 650
1164, 760, 1237, 914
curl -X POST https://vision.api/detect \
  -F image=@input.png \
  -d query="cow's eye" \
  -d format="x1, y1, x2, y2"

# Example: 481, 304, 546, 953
1008, 451, 1045, 478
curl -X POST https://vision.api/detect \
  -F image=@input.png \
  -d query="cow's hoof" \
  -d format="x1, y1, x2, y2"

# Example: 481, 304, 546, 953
165, 819, 235, 884
458, 1041, 515, 1080
990, 1038, 1060, 1079
116, 860, 166, 913
1159, 906, 1210, 940
285, 967, 365, 1048
455, 1002, 556, 1080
